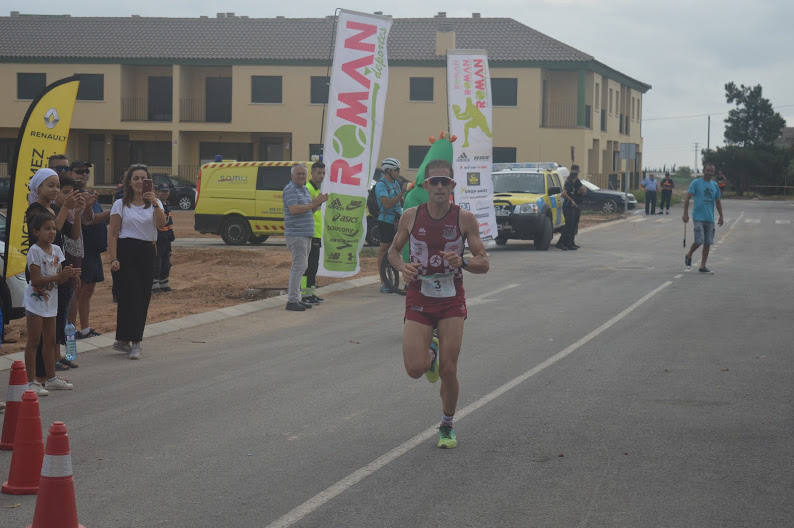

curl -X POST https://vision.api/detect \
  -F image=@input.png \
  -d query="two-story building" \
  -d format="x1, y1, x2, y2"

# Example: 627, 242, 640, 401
0, 11, 650, 190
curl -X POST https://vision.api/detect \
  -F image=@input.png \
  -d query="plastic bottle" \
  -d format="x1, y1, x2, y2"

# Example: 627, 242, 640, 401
65, 322, 77, 362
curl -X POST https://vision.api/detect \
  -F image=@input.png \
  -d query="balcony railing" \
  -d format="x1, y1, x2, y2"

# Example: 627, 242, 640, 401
180, 98, 232, 123
122, 97, 172, 122
542, 103, 577, 129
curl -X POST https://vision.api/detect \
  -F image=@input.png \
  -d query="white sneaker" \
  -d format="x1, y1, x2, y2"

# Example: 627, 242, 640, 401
113, 340, 131, 353
28, 381, 49, 396
128, 342, 142, 360
45, 377, 73, 390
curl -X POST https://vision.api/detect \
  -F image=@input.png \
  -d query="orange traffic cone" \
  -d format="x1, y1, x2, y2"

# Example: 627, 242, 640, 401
2, 390, 44, 495
29, 422, 85, 528
1, 360, 28, 450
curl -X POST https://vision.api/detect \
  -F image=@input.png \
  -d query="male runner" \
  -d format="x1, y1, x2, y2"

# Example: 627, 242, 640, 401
388, 159, 489, 449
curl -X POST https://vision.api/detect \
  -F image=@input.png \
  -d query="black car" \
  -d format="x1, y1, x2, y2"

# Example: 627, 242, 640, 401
114, 173, 197, 210
579, 180, 637, 213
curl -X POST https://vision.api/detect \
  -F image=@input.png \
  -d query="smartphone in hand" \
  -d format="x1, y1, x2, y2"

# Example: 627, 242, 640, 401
142, 178, 153, 194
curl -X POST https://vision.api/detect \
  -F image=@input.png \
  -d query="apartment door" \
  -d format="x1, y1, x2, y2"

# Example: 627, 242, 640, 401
205, 77, 232, 122
88, 134, 105, 184
148, 76, 173, 121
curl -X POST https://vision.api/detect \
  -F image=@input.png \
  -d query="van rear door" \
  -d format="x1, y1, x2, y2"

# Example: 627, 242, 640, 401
254, 165, 292, 235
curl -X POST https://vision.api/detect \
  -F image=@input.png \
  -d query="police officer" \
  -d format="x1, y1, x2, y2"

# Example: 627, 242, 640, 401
557, 164, 586, 250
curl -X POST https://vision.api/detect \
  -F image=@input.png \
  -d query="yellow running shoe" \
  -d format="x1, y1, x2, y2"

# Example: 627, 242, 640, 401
425, 337, 440, 383
437, 425, 457, 449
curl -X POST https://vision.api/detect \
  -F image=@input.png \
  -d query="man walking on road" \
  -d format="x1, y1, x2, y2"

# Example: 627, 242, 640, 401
388, 159, 490, 449
283, 164, 327, 311
683, 162, 724, 273
376, 158, 404, 293
641, 172, 658, 215
557, 165, 585, 250
659, 172, 675, 215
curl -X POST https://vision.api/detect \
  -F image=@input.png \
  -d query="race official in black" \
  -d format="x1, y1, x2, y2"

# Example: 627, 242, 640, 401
557, 164, 586, 250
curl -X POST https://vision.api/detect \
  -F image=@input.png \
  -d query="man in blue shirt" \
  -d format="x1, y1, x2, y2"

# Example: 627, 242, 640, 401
682, 162, 724, 273
375, 157, 404, 293
640, 173, 658, 215
283, 164, 327, 311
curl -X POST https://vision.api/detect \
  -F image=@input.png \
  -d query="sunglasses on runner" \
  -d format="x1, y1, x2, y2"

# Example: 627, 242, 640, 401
427, 177, 453, 186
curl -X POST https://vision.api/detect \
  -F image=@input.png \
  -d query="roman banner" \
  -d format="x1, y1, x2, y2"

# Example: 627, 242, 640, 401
4, 76, 80, 279
319, 9, 392, 277
447, 50, 497, 244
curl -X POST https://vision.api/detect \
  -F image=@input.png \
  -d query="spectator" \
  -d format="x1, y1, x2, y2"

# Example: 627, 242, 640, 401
302, 161, 325, 304
282, 164, 327, 311
715, 169, 728, 193
557, 165, 586, 250
376, 157, 404, 293
659, 172, 675, 215
641, 173, 658, 215
74, 161, 111, 339
153, 183, 174, 293
108, 165, 167, 359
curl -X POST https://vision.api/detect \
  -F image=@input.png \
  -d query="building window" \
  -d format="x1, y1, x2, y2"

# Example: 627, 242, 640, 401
310, 76, 330, 104
0, 138, 17, 164
251, 76, 282, 103
491, 78, 518, 106
309, 143, 323, 160
409, 77, 433, 101
608, 88, 613, 114
595, 83, 600, 110
17, 73, 46, 100
637, 99, 641, 122
631, 98, 635, 120
409, 145, 430, 169
76, 74, 104, 101
493, 147, 516, 163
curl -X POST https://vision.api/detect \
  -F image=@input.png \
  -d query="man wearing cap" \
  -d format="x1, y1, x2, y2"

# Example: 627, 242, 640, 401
152, 183, 175, 293
388, 159, 490, 449
376, 157, 404, 293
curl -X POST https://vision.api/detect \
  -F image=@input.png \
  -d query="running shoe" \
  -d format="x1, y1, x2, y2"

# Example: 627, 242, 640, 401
128, 342, 142, 360
45, 377, 73, 390
113, 340, 132, 353
698, 267, 713, 274
425, 337, 440, 383
28, 381, 49, 397
437, 425, 457, 449
685, 255, 692, 268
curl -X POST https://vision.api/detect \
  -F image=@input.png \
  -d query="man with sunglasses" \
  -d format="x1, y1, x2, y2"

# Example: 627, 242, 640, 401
388, 159, 490, 449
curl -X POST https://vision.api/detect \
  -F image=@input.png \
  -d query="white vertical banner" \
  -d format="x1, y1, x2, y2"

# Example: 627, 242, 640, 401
319, 10, 392, 277
447, 50, 497, 244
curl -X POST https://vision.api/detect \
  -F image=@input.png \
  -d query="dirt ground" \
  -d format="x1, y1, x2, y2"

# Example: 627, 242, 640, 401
1, 210, 619, 356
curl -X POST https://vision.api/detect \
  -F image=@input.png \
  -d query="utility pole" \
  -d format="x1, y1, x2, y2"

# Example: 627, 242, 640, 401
707, 115, 711, 151
694, 142, 699, 173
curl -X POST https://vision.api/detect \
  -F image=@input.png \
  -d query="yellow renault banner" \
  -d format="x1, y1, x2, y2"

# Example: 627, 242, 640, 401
4, 76, 79, 279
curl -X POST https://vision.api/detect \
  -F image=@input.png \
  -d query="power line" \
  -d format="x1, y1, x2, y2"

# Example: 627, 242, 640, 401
642, 103, 794, 122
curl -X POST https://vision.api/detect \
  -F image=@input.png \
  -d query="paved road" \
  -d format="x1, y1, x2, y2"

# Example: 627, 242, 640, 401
2, 199, 792, 527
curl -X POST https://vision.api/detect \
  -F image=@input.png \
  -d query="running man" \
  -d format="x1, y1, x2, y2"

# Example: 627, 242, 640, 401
388, 159, 490, 449
682, 162, 724, 273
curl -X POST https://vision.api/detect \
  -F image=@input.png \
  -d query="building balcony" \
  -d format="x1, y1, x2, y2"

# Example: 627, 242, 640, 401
541, 103, 592, 129
121, 97, 173, 122
180, 97, 231, 123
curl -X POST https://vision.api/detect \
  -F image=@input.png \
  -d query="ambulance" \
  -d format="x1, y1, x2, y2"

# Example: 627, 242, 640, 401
194, 161, 318, 245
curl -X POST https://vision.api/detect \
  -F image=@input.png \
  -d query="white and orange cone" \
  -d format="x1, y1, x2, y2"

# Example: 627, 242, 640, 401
0, 360, 28, 450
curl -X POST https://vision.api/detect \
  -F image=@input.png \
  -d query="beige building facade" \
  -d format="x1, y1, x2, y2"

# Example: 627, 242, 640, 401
0, 13, 650, 190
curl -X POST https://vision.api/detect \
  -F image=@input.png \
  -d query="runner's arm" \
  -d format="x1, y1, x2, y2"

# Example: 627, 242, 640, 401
443, 210, 489, 274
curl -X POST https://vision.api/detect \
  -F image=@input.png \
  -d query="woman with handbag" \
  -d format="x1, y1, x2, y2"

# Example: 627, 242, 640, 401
107, 165, 166, 359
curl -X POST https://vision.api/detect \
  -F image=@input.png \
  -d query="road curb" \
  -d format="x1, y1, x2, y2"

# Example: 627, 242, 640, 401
0, 274, 380, 373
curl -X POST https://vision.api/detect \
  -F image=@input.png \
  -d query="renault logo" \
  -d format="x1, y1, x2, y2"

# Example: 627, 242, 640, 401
44, 108, 60, 129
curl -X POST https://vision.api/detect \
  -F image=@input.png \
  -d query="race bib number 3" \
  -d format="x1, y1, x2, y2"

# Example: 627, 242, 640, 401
420, 273, 456, 298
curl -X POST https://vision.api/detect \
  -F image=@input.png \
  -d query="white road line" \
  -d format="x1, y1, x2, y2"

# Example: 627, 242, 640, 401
775, 219, 791, 225
467, 283, 520, 306
264, 281, 673, 528
744, 218, 760, 224
674, 274, 683, 279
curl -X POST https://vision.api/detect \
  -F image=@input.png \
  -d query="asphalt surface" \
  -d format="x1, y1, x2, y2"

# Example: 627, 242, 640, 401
1, 199, 792, 527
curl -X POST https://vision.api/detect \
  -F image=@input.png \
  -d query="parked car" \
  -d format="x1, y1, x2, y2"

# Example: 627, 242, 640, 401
492, 165, 567, 249
0, 211, 29, 321
114, 173, 196, 210
579, 180, 637, 213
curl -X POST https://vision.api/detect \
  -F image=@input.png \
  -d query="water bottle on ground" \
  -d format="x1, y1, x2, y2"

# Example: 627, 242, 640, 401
65, 322, 77, 362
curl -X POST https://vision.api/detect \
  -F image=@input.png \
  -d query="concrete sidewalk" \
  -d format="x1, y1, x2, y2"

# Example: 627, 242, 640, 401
0, 274, 380, 372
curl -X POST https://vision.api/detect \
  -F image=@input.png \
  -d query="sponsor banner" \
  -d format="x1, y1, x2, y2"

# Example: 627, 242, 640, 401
447, 50, 497, 243
4, 77, 79, 278
319, 10, 392, 277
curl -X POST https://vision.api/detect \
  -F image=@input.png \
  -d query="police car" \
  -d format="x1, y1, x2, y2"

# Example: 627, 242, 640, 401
492, 162, 567, 250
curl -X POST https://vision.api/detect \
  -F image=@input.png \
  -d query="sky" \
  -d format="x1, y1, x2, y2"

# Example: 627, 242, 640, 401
9, 0, 794, 170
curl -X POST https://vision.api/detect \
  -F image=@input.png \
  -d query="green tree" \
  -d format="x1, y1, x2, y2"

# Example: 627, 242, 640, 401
674, 166, 692, 179
723, 82, 786, 147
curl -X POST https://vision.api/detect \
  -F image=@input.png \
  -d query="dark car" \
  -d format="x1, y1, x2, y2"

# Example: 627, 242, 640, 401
114, 173, 197, 210
579, 180, 637, 213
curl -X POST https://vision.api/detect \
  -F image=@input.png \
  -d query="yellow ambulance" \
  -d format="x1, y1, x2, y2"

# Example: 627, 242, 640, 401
194, 160, 317, 245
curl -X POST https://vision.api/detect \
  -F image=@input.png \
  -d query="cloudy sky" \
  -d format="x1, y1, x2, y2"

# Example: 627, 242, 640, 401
10, 0, 794, 169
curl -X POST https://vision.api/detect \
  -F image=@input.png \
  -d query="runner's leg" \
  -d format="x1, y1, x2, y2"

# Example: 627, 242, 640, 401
436, 317, 465, 416
403, 320, 434, 378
